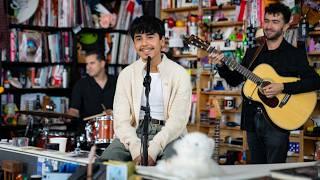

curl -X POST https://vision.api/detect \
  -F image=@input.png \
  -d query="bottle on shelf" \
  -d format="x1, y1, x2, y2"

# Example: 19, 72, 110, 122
35, 95, 42, 110
62, 68, 68, 88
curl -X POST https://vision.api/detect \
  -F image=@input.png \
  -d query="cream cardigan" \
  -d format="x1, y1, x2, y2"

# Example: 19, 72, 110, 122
113, 54, 192, 160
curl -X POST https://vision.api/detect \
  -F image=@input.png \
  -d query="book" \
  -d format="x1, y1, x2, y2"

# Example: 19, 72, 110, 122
18, 30, 42, 63
271, 165, 320, 180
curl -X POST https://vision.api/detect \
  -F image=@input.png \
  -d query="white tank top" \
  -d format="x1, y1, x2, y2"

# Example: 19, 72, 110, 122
139, 72, 165, 121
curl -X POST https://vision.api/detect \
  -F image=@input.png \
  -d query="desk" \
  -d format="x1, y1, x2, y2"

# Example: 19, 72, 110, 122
0, 143, 88, 174
0, 143, 317, 179
137, 161, 317, 180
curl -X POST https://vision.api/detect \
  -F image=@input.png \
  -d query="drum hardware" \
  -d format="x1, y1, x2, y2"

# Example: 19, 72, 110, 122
24, 115, 34, 137
18, 110, 77, 120
18, 110, 77, 150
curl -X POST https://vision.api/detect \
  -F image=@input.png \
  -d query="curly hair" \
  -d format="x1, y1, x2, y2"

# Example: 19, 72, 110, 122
265, 3, 291, 23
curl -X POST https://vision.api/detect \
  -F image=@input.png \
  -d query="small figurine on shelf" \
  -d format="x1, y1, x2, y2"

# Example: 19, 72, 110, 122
236, 28, 244, 41
95, 3, 117, 28
215, 11, 228, 21
309, 38, 316, 52
229, 27, 237, 41
35, 95, 42, 110
315, 40, 320, 52
213, 29, 223, 40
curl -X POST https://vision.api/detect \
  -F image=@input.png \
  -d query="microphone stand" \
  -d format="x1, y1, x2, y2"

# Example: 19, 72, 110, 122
141, 56, 152, 166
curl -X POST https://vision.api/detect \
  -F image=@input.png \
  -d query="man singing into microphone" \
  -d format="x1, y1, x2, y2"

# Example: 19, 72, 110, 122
100, 15, 192, 166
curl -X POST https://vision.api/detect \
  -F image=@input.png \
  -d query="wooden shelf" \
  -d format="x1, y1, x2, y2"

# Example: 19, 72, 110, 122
287, 153, 300, 157
1, 61, 73, 67
203, 5, 236, 11
200, 108, 240, 113
9, 24, 72, 32
304, 136, 320, 141
209, 21, 243, 27
9, 24, 128, 34
190, 70, 211, 76
220, 126, 241, 131
201, 90, 241, 96
309, 31, 320, 36
80, 27, 128, 34
173, 54, 198, 59
161, 6, 198, 13
200, 123, 216, 128
222, 109, 241, 113
4, 88, 72, 94
78, 63, 129, 67
220, 143, 243, 150
308, 52, 320, 56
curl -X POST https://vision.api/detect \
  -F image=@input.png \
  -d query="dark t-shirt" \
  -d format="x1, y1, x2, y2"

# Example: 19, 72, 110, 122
70, 75, 117, 119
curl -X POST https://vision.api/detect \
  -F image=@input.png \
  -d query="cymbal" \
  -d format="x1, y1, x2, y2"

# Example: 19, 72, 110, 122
18, 110, 77, 119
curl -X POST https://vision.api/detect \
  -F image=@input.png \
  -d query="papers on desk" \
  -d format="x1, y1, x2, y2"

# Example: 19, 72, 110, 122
136, 162, 318, 180
271, 165, 320, 180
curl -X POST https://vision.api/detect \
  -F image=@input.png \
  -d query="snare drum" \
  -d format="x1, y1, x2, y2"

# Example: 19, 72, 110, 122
85, 114, 114, 144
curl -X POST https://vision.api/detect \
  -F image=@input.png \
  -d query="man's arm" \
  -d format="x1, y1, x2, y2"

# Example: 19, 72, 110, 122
283, 49, 320, 94
113, 72, 141, 160
208, 48, 255, 87
68, 81, 82, 118
67, 108, 79, 118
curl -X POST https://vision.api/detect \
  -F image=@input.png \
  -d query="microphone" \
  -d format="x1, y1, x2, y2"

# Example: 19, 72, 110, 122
143, 56, 151, 88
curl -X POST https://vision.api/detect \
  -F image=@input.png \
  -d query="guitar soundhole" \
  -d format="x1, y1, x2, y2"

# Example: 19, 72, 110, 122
258, 81, 279, 108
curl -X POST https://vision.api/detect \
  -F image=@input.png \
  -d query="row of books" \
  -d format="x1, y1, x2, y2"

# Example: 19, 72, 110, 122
15, 0, 94, 28
162, 0, 202, 9
8, 29, 73, 63
20, 93, 69, 114
1, 93, 69, 114
1, 65, 69, 89
15, 0, 143, 30
110, 34, 139, 65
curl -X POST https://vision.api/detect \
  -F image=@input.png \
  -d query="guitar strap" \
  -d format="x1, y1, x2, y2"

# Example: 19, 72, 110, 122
247, 37, 266, 69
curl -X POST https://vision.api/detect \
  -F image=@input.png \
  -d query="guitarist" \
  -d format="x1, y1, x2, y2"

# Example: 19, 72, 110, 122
209, 2, 320, 164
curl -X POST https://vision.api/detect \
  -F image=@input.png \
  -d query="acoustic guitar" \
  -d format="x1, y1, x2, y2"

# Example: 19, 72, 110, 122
185, 35, 317, 130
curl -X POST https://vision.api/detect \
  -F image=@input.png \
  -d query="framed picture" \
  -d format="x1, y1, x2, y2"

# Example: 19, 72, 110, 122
181, 0, 197, 7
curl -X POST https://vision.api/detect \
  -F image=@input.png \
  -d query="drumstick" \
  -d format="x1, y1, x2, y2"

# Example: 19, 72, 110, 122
101, 104, 106, 111
83, 112, 105, 121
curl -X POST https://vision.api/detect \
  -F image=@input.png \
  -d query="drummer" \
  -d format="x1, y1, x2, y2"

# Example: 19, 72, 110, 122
67, 49, 116, 131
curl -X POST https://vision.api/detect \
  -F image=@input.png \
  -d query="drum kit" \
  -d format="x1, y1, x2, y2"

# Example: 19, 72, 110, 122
83, 113, 114, 145
18, 110, 114, 154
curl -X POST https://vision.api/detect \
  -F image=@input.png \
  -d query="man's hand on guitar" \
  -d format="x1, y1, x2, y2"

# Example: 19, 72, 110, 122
262, 83, 284, 98
208, 50, 224, 66
104, 109, 113, 116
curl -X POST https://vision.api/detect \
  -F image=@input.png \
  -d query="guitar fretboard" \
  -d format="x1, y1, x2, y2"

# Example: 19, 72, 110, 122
201, 39, 264, 85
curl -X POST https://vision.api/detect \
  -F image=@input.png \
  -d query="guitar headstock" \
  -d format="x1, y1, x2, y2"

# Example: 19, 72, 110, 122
184, 35, 210, 50
184, 34, 239, 71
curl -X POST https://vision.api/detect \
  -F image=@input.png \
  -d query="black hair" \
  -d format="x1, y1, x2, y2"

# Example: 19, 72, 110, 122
265, 2, 291, 24
129, 15, 165, 40
85, 49, 105, 62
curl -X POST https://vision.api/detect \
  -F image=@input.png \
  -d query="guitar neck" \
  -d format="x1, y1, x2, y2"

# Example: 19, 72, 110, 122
206, 46, 263, 85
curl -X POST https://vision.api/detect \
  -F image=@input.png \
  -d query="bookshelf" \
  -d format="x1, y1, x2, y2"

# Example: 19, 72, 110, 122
160, 0, 320, 164
0, 0, 144, 139
159, 0, 247, 164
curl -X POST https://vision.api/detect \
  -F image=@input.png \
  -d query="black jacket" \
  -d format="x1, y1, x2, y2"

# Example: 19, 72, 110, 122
217, 39, 320, 131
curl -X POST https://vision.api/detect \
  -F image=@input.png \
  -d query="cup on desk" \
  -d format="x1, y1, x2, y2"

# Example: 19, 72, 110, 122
49, 137, 67, 152
12, 137, 29, 147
